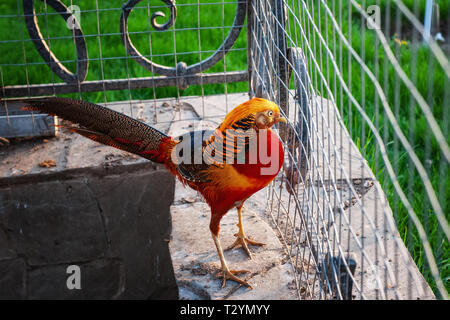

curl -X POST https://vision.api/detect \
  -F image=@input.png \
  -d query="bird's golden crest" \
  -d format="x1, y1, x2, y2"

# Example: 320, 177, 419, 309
218, 97, 283, 131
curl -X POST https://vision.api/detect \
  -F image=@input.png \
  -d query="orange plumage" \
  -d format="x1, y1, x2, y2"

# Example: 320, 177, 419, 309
23, 97, 286, 288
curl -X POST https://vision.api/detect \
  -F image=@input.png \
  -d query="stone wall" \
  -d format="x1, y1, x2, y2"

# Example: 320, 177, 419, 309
0, 162, 178, 299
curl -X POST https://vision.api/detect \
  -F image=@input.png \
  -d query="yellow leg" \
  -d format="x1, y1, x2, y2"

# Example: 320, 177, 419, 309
226, 205, 266, 259
211, 232, 252, 289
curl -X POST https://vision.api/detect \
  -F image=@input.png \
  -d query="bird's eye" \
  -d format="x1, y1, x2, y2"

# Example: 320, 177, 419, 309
267, 110, 273, 117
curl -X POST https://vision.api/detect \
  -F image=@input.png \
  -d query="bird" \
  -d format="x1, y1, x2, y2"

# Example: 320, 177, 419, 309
22, 96, 286, 289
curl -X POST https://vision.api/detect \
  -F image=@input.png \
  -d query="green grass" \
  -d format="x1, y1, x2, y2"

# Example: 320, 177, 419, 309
307, 0, 450, 297
1, 0, 448, 298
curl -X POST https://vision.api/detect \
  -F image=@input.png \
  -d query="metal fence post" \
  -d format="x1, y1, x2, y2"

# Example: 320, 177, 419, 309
272, 0, 289, 144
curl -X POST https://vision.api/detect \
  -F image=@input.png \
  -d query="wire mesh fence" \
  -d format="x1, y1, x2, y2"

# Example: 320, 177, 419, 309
248, 0, 449, 299
0, 0, 449, 300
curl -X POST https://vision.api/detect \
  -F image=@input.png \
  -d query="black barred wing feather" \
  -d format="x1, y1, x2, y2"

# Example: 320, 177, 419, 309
174, 129, 216, 183
174, 117, 256, 183
203, 115, 256, 166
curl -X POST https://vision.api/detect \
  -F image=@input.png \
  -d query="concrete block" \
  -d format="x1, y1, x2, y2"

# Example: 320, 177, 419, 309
28, 259, 123, 299
0, 180, 108, 266
0, 227, 16, 260
89, 167, 178, 299
0, 258, 26, 299
0, 163, 178, 299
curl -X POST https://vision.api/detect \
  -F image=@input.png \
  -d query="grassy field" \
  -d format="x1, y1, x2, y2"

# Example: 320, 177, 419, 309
284, 1, 449, 297
0, 0, 448, 297
321, 1, 450, 296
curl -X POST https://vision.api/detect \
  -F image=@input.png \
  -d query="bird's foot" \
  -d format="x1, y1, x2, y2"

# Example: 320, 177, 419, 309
216, 268, 252, 289
226, 232, 265, 259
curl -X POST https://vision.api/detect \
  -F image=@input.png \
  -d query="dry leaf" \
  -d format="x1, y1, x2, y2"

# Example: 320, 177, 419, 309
39, 159, 56, 168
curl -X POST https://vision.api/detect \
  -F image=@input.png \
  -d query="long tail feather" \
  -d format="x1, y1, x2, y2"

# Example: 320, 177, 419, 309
22, 97, 175, 163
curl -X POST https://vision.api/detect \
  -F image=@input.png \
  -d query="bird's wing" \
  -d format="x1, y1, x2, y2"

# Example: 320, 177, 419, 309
203, 114, 256, 166
22, 97, 171, 162
174, 129, 216, 182
175, 116, 256, 183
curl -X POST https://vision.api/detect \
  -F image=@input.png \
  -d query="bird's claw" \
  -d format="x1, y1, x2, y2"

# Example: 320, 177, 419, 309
226, 233, 265, 259
217, 268, 252, 289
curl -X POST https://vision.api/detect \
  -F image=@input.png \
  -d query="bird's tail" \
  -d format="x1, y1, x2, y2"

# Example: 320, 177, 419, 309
21, 97, 177, 166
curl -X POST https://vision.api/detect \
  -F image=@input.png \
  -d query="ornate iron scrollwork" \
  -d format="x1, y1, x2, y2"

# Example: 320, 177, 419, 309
120, 0, 247, 89
149, 0, 177, 31
18, 0, 246, 91
23, 0, 88, 84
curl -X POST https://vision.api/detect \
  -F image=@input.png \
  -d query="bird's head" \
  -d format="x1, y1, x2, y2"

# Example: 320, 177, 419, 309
219, 98, 287, 131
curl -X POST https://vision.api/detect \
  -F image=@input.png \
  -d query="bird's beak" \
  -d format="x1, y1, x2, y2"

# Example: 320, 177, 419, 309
277, 116, 287, 123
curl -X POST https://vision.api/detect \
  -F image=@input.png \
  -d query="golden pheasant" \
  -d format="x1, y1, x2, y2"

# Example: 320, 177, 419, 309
23, 97, 286, 288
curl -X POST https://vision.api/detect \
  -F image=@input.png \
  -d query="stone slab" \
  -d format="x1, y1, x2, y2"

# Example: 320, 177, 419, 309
27, 259, 123, 299
0, 180, 108, 266
0, 258, 26, 299
0, 162, 177, 299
